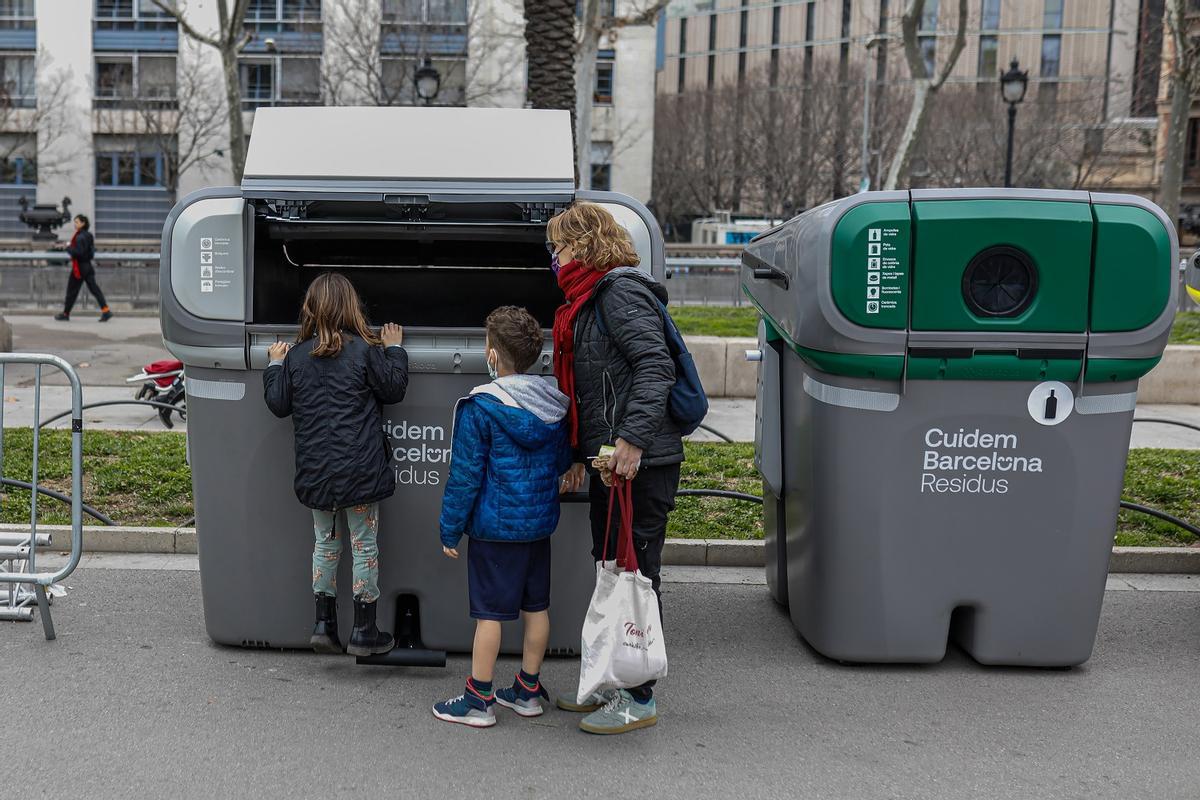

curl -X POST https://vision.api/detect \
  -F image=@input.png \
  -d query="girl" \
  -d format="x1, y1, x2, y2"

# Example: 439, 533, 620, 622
263, 272, 409, 656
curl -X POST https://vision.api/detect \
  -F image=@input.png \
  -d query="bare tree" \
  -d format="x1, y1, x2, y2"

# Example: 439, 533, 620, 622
323, 0, 522, 107
93, 49, 226, 201
16, 51, 79, 182
151, 0, 254, 181
575, 0, 667, 189
1159, 0, 1200, 230
883, 0, 968, 190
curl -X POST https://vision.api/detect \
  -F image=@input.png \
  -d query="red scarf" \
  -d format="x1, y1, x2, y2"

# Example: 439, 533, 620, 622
68, 230, 80, 279
552, 259, 606, 446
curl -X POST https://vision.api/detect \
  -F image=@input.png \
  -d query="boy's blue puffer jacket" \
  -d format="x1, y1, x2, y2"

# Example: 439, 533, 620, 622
439, 375, 572, 548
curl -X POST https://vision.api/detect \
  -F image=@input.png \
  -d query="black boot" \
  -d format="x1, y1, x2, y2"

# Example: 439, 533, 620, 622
310, 594, 342, 654
347, 598, 393, 656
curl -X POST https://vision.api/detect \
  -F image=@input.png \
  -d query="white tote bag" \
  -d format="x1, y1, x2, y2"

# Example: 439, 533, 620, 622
577, 478, 668, 703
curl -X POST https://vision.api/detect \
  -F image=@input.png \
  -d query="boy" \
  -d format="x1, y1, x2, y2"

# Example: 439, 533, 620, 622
433, 306, 573, 728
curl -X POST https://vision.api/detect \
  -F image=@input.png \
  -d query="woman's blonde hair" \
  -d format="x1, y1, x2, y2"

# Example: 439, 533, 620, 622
297, 272, 380, 357
546, 202, 640, 271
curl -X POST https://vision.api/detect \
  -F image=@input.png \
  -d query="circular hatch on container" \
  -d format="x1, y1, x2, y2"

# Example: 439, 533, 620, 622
961, 245, 1038, 318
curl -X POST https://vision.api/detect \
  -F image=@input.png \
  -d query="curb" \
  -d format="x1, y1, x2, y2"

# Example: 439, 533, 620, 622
10, 525, 1198, 574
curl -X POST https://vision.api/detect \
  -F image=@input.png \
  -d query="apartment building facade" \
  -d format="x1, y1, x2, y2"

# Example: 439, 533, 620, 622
5, 0, 656, 243
658, 0, 1144, 113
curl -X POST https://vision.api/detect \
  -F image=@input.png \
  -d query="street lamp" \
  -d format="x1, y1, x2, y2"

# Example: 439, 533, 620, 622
999, 58, 1028, 188
414, 58, 441, 106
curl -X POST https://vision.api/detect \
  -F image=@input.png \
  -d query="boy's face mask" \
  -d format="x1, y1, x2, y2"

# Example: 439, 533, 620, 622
486, 349, 499, 381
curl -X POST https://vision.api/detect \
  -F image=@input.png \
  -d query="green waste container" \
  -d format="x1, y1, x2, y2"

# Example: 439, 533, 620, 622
744, 189, 1175, 666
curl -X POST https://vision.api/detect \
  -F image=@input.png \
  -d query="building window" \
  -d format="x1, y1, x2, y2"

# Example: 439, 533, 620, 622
1043, 0, 1063, 29
239, 56, 321, 107
590, 141, 612, 191
1040, 34, 1061, 78
244, 0, 321, 32
95, 0, 177, 31
95, 54, 177, 107
1188, 118, 1200, 170
981, 0, 1000, 31
96, 149, 164, 187
977, 34, 997, 78
595, 49, 614, 104
0, 0, 35, 29
0, 53, 34, 107
919, 0, 937, 74
382, 0, 466, 24
677, 17, 686, 93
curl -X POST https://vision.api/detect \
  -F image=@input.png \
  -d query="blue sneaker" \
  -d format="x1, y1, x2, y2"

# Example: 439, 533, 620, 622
432, 681, 496, 728
495, 673, 550, 718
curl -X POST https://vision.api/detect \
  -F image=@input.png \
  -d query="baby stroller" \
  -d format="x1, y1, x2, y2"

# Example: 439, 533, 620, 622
128, 359, 186, 429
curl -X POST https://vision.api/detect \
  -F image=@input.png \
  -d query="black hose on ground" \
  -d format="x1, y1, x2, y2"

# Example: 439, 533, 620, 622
0, 478, 116, 526
677, 488, 763, 504
1132, 417, 1200, 436
38, 400, 184, 429
696, 423, 734, 443
1119, 501, 1200, 539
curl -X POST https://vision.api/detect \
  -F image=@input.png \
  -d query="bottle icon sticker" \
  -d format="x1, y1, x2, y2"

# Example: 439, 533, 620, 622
1027, 382, 1073, 426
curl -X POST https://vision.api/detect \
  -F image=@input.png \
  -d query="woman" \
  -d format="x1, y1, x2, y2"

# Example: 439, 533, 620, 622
549, 202, 682, 735
54, 214, 112, 322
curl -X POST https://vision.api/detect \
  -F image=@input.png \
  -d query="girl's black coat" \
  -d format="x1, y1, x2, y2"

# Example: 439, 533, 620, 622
263, 335, 409, 510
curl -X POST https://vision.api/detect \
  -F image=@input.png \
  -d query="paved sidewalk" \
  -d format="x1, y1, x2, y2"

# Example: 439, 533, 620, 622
3, 565, 1199, 799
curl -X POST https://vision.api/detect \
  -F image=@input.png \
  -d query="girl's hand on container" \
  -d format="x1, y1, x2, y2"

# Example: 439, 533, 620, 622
381, 323, 403, 347
442, 546, 458, 559
268, 341, 290, 361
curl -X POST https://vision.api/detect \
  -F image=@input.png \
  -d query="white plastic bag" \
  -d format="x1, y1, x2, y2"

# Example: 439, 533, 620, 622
577, 478, 668, 703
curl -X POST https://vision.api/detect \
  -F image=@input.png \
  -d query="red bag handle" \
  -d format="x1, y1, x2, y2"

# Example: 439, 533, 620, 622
601, 476, 636, 571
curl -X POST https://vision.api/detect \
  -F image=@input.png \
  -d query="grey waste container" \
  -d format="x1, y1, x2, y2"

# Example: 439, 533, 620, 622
160, 106, 665, 655
744, 189, 1176, 666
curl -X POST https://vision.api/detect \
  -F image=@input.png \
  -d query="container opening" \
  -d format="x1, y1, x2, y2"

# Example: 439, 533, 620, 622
251, 201, 562, 328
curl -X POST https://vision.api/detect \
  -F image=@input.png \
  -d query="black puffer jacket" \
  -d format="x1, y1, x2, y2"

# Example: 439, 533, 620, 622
572, 268, 684, 467
263, 336, 409, 510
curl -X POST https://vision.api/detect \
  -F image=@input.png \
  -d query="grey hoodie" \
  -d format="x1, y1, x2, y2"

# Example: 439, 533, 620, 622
494, 374, 569, 424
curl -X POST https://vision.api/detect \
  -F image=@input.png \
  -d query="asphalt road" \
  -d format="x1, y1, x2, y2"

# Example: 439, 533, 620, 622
4, 569, 1199, 799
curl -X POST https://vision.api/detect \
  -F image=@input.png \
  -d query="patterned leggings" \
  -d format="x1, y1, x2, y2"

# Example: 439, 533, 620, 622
312, 503, 380, 602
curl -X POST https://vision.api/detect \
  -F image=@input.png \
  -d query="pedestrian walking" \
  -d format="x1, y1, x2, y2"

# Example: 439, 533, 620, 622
54, 214, 112, 322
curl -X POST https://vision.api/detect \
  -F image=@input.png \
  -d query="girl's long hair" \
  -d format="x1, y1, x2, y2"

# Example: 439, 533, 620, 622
296, 272, 380, 357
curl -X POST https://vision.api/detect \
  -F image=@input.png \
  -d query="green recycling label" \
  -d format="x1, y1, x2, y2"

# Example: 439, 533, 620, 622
831, 202, 911, 329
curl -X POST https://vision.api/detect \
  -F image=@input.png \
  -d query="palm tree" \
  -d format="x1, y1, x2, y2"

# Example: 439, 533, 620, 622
524, 0, 578, 173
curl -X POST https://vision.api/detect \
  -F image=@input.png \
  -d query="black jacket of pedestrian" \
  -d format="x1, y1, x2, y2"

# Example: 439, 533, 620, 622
66, 230, 95, 273
263, 335, 409, 510
571, 267, 684, 468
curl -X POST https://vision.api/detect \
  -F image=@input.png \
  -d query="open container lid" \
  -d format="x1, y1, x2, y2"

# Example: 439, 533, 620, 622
242, 107, 575, 195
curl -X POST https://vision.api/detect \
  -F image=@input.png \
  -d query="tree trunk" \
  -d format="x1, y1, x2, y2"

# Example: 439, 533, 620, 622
1161, 71, 1190, 229
222, 48, 247, 181
1161, 0, 1192, 230
524, 0, 578, 179
883, 0, 967, 190
575, 0, 602, 190
884, 80, 929, 190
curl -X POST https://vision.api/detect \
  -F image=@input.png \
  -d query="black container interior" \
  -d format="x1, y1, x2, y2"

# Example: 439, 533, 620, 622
250, 201, 562, 328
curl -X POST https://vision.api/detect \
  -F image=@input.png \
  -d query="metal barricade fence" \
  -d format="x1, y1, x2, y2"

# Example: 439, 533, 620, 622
0, 353, 84, 640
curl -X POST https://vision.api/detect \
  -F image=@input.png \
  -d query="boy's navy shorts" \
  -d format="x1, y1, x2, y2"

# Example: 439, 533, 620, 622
467, 537, 551, 622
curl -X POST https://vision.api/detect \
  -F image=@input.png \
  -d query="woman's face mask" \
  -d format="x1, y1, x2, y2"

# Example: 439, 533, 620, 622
550, 253, 562, 275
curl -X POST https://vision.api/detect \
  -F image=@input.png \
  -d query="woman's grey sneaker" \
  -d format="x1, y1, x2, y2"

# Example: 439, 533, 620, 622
556, 688, 615, 713
578, 690, 657, 735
